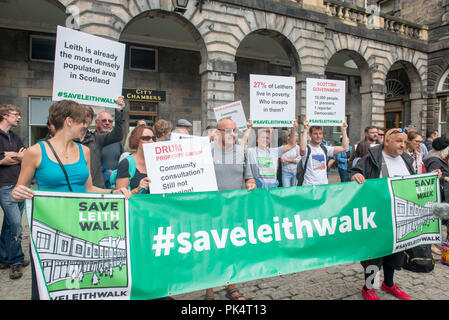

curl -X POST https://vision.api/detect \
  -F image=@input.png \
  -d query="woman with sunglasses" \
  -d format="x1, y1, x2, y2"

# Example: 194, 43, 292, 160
405, 131, 424, 174
115, 125, 155, 194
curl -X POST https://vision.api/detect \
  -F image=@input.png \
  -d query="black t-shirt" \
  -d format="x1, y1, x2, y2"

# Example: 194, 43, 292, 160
116, 157, 147, 190
0, 129, 25, 186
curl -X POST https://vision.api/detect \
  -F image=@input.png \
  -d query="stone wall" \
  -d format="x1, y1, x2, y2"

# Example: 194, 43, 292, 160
397, 0, 443, 26
0, 28, 54, 144
123, 45, 202, 124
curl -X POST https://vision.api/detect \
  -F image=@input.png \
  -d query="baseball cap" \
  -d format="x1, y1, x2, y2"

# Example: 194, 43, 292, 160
176, 119, 192, 127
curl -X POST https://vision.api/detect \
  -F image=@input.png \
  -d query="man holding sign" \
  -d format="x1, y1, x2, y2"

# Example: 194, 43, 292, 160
80, 97, 125, 188
299, 119, 349, 186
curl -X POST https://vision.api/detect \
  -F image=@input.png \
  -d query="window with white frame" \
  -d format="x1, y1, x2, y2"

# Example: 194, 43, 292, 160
36, 231, 50, 250
438, 69, 449, 137
439, 69, 449, 93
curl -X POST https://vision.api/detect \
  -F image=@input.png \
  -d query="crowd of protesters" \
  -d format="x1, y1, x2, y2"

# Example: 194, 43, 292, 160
0, 98, 448, 301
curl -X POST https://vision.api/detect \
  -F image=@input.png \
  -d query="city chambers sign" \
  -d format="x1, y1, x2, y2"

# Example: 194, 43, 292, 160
122, 88, 166, 102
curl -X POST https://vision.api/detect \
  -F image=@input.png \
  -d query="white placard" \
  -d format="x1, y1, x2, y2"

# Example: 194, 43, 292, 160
213, 101, 247, 130
52, 26, 125, 108
306, 78, 346, 126
143, 137, 218, 194
250, 74, 296, 127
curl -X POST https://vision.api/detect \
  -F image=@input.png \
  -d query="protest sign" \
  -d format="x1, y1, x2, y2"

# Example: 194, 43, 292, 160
52, 26, 125, 108
213, 101, 247, 130
26, 173, 440, 300
250, 74, 295, 127
143, 137, 218, 194
170, 132, 193, 140
306, 78, 346, 126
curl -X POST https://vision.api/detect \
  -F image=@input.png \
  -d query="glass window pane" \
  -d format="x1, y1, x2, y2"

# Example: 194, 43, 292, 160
441, 98, 448, 138
30, 97, 52, 125
30, 37, 56, 61
129, 47, 157, 71
443, 75, 449, 91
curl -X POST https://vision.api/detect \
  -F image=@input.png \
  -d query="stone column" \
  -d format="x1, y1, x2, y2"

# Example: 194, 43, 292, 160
199, 59, 237, 131
409, 92, 426, 132
359, 84, 386, 135
360, 86, 373, 137
371, 86, 386, 129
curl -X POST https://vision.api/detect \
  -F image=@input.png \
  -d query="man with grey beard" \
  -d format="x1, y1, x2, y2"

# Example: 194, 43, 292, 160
96, 111, 124, 187
80, 96, 125, 188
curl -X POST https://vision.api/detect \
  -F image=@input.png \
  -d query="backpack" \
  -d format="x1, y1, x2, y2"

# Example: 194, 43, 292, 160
296, 144, 328, 186
109, 155, 136, 190
403, 245, 435, 273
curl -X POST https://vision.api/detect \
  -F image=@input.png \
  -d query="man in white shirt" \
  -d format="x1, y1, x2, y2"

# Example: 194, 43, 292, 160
350, 128, 414, 300
299, 120, 349, 186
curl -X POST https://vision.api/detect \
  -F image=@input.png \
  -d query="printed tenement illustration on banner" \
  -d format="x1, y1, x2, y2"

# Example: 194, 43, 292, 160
30, 194, 131, 300
389, 174, 441, 252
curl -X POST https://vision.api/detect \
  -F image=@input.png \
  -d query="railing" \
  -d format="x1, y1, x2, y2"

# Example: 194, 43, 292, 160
323, 0, 428, 41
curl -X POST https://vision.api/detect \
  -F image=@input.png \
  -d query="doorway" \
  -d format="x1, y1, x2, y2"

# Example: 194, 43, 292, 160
385, 111, 402, 130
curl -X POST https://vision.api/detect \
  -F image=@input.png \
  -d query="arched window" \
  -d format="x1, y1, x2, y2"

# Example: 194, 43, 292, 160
437, 69, 449, 137
438, 69, 449, 92
386, 79, 406, 98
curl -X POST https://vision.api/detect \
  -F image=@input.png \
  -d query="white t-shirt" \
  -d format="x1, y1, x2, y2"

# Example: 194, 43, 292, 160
380, 152, 410, 178
302, 144, 335, 186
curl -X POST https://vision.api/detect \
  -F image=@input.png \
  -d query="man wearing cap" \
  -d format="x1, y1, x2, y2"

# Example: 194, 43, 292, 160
174, 119, 192, 135
350, 128, 415, 300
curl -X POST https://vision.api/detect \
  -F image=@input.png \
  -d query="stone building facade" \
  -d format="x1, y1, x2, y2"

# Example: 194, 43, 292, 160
0, 0, 447, 145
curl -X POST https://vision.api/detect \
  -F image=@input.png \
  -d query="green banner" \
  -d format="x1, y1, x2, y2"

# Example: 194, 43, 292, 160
25, 174, 441, 300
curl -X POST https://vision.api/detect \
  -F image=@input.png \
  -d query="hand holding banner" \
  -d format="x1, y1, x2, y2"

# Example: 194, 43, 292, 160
26, 173, 441, 300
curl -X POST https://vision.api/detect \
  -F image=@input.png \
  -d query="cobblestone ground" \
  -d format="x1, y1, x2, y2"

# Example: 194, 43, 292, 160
2, 171, 449, 300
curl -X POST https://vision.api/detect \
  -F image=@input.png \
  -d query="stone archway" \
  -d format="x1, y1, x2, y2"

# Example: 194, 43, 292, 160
234, 29, 302, 123
324, 46, 372, 142
116, 7, 208, 132
385, 60, 424, 131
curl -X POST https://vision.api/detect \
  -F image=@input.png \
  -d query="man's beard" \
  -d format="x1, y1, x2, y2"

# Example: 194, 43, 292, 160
100, 127, 112, 134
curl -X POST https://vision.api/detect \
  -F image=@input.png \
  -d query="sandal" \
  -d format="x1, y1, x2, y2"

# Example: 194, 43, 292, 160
225, 288, 247, 300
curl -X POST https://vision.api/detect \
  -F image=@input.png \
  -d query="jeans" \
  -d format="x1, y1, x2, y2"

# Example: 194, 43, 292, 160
338, 168, 348, 182
0, 185, 25, 266
255, 178, 279, 189
282, 171, 297, 187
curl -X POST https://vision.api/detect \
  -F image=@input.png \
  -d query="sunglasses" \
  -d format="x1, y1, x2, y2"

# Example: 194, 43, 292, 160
101, 119, 113, 123
218, 128, 239, 134
140, 135, 157, 142
389, 128, 408, 135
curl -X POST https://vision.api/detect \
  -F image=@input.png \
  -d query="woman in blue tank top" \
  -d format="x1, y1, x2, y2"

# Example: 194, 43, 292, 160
11, 99, 130, 301
11, 99, 131, 200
